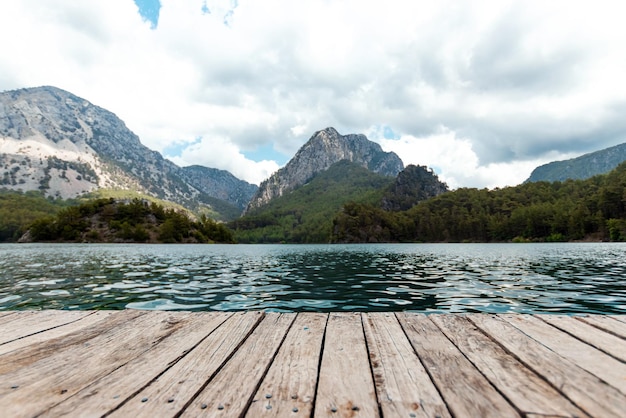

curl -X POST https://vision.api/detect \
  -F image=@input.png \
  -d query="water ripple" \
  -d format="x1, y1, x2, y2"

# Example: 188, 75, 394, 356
0, 243, 625, 313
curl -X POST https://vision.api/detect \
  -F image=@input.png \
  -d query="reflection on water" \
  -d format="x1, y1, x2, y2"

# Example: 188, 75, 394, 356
0, 243, 625, 313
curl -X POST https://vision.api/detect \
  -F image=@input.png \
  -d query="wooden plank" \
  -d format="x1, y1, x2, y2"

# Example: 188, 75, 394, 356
109, 311, 264, 418
245, 313, 327, 417
0, 310, 91, 344
313, 312, 379, 418
504, 315, 626, 395
0, 312, 20, 323
0, 311, 40, 325
363, 313, 450, 418
43, 312, 233, 417
397, 313, 518, 418
0, 311, 115, 356
538, 315, 626, 363
0, 310, 144, 375
577, 315, 626, 339
471, 314, 626, 417
180, 313, 296, 417
430, 314, 588, 417
609, 315, 626, 324
0, 311, 190, 417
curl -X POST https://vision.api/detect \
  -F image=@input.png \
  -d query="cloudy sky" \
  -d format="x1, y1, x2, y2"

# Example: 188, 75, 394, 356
1, 0, 626, 188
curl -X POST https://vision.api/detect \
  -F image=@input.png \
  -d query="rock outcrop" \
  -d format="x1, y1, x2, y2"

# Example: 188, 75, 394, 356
381, 165, 448, 211
245, 127, 403, 213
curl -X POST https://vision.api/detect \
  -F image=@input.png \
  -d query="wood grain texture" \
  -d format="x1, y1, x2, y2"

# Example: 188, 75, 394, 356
0, 311, 187, 417
0, 310, 144, 375
181, 313, 295, 417
397, 313, 519, 418
0, 310, 91, 344
246, 313, 327, 418
472, 314, 626, 417
363, 312, 450, 418
538, 314, 626, 363
0, 311, 624, 418
431, 314, 588, 417
0, 311, 115, 356
43, 312, 232, 417
110, 311, 264, 418
576, 315, 626, 339
314, 312, 380, 418
503, 314, 626, 395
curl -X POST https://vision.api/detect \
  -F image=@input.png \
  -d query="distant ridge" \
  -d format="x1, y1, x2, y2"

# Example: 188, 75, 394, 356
526, 142, 626, 183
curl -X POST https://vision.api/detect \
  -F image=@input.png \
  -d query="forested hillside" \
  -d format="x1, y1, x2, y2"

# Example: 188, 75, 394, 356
332, 162, 626, 243
0, 190, 74, 241
22, 198, 234, 244
230, 160, 395, 243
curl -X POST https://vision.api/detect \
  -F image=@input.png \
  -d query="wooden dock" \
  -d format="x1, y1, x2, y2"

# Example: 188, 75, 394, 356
0, 311, 625, 417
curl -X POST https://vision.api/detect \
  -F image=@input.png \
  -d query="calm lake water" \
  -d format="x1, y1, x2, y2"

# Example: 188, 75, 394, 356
0, 243, 625, 314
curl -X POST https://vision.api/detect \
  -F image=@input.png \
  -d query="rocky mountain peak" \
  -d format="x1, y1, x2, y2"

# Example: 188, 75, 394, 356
244, 127, 404, 213
1, 86, 255, 219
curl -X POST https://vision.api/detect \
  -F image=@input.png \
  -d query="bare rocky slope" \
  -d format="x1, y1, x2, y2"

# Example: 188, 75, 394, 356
526, 142, 626, 183
0, 86, 256, 218
245, 127, 404, 213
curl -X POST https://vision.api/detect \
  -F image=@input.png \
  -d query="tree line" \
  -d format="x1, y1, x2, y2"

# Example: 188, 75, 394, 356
25, 197, 234, 243
331, 162, 626, 243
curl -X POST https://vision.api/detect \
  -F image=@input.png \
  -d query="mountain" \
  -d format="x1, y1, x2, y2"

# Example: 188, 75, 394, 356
381, 165, 448, 211
526, 142, 626, 183
231, 160, 396, 243
0, 86, 256, 219
181, 165, 257, 211
244, 127, 404, 213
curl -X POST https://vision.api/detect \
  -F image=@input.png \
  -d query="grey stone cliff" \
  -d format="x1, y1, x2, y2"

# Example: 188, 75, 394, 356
0, 86, 253, 217
245, 127, 404, 213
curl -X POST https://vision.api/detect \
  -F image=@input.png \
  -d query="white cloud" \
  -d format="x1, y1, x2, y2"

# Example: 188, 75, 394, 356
168, 135, 279, 185
2, 0, 626, 187
373, 127, 577, 189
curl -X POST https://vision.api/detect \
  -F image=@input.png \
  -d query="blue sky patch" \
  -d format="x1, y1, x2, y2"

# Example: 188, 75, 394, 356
242, 144, 288, 165
134, 0, 161, 29
383, 125, 400, 140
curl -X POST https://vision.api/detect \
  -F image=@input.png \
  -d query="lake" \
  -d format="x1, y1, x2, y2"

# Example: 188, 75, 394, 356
0, 243, 625, 314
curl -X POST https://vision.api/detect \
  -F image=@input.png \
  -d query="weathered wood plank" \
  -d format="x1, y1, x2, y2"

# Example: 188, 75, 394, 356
314, 312, 380, 418
0, 311, 40, 325
1, 311, 624, 418
538, 314, 626, 363
0, 310, 91, 344
503, 314, 626, 395
181, 313, 295, 417
472, 314, 626, 417
397, 313, 518, 418
43, 312, 233, 418
0, 310, 144, 375
0, 311, 115, 356
0, 311, 193, 417
577, 315, 626, 340
245, 313, 327, 417
0, 311, 20, 323
110, 311, 264, 418
363, 313, 450, 418
430, 314, 588, 417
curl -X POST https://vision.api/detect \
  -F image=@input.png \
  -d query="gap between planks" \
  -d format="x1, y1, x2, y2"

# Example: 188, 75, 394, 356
0, 312, 625, 418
